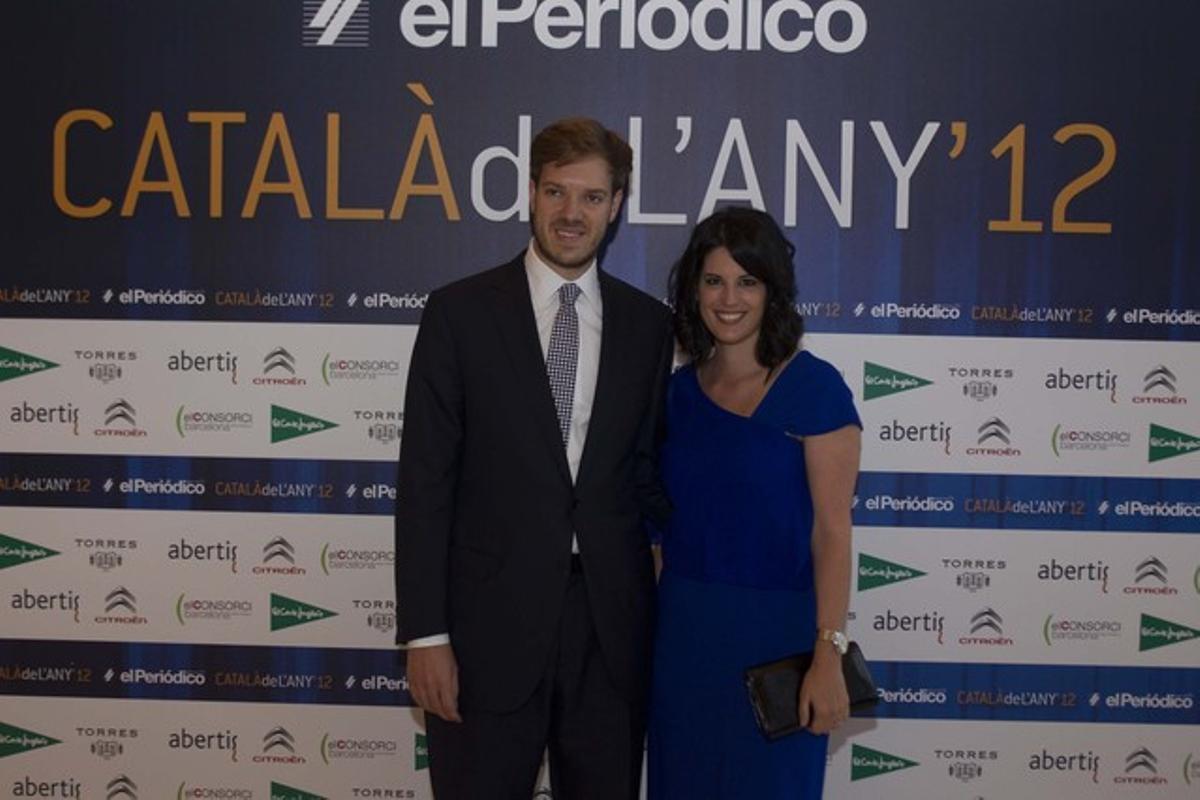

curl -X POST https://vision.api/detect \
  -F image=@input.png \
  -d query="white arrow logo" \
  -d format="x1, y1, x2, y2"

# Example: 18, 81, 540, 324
306, 0, 367, 47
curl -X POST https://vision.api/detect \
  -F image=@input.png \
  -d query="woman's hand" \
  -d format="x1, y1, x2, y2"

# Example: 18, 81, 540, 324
797, 647, 849, 735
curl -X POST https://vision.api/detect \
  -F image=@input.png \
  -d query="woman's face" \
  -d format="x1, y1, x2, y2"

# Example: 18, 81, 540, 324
697, 246, 767, 350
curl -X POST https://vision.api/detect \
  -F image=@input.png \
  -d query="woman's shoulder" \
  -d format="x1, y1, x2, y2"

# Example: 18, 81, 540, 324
781, 349, 849, 391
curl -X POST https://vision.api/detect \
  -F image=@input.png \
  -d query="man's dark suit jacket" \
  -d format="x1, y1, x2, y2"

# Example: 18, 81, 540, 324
395, 254, 673, 714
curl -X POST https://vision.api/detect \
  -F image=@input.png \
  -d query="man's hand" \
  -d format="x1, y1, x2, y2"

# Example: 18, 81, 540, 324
406, 644, 462, 723
797, 648, 849, 735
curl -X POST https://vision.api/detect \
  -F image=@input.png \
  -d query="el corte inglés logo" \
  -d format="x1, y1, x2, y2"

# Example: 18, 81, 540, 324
0, 346, 58, 383
1148, 423, 1200, 462
271, 404, 338, 443
1139, 613, 1199, 652
0, 721, 60, 758
270, 593, 338, 631
270, 781, 327, 800
0, 533, 60, 569
863, 362, 933, 400
858, 553, 926, 591
851, 743, 918, 780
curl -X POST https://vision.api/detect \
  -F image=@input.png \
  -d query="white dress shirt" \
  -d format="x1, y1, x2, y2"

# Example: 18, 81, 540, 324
406, 242, 603, 649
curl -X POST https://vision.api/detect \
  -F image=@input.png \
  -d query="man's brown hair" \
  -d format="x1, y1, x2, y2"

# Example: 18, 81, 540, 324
530, 117, 633, 195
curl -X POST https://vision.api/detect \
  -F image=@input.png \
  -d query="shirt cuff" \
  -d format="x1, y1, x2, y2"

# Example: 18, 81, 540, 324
405, 633, 451, 648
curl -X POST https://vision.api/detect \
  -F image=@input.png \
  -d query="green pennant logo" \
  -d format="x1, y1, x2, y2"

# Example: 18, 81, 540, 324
0, 346, 58, 383
858, 553, 926, 591
415, 732, 429, 771
851, 744, 919, 781
270, 782, 327, 800
863, 362, 932, 400
270, 593, 338, 631
0, 533, 59, 570
1149, 423, 1200, 462
271, 404, 338, 443
1139, 613, 1199, 651
0, 721, 60, 759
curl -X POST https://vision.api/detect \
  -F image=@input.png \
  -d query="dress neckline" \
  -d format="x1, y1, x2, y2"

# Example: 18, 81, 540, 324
690, 350, 803, 421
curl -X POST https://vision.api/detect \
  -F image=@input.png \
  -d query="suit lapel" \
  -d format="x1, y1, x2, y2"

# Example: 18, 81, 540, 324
489, 257, 573, 485
576, 270, 626, 488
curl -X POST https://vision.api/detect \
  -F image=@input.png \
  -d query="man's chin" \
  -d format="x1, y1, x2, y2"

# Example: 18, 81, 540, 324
534, 239, 598, 272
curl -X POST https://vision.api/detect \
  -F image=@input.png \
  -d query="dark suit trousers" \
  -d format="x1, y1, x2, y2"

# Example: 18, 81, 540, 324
426, 567, 645, 800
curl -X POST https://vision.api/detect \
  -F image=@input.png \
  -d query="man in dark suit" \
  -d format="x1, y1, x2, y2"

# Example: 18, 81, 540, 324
395, 118, 673, 799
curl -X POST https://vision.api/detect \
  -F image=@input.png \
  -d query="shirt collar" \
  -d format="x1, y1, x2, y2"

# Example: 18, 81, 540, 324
524, 240, 602, 312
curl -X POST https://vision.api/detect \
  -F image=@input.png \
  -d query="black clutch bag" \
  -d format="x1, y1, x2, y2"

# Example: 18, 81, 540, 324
744, 641, 878, 740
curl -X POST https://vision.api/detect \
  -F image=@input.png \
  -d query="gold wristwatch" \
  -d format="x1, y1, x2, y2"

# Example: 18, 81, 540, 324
817, 628, 849, 655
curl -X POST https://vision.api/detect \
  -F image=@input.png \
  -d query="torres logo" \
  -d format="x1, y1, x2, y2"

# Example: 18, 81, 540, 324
0, 346, 58, 382
271, 593, 337, 631
271, 405, 337, 443
256, 347, 307, 386
850, 744, 918, 781
1138, 614, 1198, 652
857, 553, 924, 591
1148, 423, 1200, 462
303, 0, 369, 48
863, 362, 932, 400
0, 533, 59, 570
1135, 365, 1186, 405
0, 721, 60, 758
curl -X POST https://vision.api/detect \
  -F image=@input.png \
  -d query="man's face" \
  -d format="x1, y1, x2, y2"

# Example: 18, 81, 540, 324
529, 156, 623, 276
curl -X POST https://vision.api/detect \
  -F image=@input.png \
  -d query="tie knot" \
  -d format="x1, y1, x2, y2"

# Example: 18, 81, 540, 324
558, 282, 581, 307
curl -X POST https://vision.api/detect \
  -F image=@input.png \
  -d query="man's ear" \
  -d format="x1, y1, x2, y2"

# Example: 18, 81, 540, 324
608, 190, 624, 223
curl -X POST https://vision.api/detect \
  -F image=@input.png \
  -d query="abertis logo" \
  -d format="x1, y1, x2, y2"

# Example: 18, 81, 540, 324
271, 405, 338, 443
0, 346, 57, 382
0, 533, 59, 569
851, 744, 918, 780
857, 553, 925, 591
271, 593, 337, 631
863, 362, 932, 400
1139, 614, 1199, 652
0, 721, 60, 758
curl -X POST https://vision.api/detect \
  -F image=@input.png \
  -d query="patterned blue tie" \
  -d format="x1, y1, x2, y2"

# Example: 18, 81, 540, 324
546, 282, 581, 447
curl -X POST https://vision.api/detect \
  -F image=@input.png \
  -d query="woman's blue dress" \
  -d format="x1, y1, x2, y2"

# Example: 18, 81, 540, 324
648, 351, 861, 799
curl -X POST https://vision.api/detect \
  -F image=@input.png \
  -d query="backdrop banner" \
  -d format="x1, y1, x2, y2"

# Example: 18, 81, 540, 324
2, 1, 1198, 797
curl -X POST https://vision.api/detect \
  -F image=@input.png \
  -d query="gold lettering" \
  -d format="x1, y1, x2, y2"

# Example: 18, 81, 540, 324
389, 113, 460, 220
53, 109, 114, 218
242, 112, 312, 218
187, 111, 247, 218
327, 113, 384, 220
121, 112, 191, 217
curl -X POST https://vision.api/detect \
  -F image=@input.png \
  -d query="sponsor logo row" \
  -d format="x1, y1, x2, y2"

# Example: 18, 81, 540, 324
857, 552, 1200, 598
1, 532, 393, 576
864, 361, 1191, 406
1, 343, 405, 388
6, 400, 401, 448
6, 587, 393, 636
850, 742, 1200, 788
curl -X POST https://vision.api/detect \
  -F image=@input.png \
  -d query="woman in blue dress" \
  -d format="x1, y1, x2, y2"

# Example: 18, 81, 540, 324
648, 207, 861, 799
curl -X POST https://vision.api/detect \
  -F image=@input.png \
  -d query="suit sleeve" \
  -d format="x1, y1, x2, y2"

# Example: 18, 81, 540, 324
634, 313, 675, 532
395, 291, 463, 645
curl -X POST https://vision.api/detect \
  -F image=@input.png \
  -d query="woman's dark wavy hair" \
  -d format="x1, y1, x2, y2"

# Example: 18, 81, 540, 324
669, 206, 804, 370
